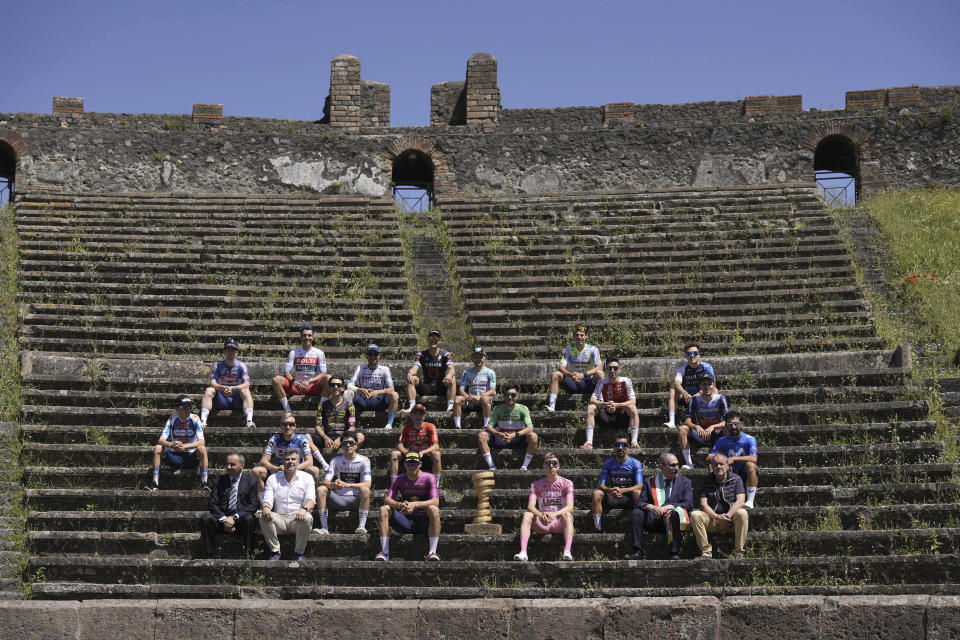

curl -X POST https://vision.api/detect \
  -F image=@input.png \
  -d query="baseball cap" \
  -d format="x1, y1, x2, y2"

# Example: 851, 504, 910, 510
224, 338, 239, 350
700, 373, 716, 382
428, 330, 442, 338
410, 403, 427, 414
473, 346, 486, 356
366, 344, 381, 354
404, 451, 422, 464
175, 396, 193, 408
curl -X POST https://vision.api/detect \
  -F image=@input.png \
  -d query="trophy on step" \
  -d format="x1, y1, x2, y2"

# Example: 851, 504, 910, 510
464, 470, 502, 534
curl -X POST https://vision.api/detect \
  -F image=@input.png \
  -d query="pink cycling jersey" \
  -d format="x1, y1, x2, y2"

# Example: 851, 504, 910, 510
529, 476, 574, 513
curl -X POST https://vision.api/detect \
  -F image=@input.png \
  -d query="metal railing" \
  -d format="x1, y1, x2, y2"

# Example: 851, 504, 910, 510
815, 171, 856, 207
392, 183, 434, 212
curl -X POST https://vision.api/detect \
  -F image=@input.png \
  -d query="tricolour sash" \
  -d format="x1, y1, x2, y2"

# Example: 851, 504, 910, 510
651, 472, 690, 544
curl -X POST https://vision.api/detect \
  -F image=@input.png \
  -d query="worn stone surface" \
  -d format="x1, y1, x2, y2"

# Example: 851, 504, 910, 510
511, 598, 607, 640
0, 601, 79, 639
154, 599, 237, 640
315, 600, 420, 640
233, 600, 318, 639
926, 596, 960, 640
606, 596, 718, 639
78, 600, 158, 640
821, 595, 928, 640
720, 596, 822, 640
418, 599, 512, 640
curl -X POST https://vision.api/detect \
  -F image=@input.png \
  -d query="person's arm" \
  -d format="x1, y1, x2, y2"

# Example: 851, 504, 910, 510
728, 492, 746, 517
283, 349, 296, 382
556, 481, 575, 516
589, 383, 605, 407
259, 451, 279, 474
515, 405, 535, 437
481, 370, 497, 401
637, 478, 652, 509
344, 457, 373, 491
585, 348, 603, 378
525, 484, 540, 517
237, 476, 259, 517
347, 365, 362, 392
698, 494, 719, 519
209, 478, 226, 520
617, 379, 637, 409
406, 361, 421, 383
298, 473, 316, 512
410, 475, 440, 510
180, 437, 203, 451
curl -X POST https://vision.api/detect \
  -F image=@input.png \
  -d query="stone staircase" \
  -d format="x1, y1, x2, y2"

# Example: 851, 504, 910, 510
11, 185, 960, 600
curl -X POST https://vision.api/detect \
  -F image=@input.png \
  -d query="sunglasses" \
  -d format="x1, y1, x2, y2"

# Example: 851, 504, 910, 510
505, 392, 519, 398
613, 442, 628, 449
342, 440, 357, 447
727, 421, 742, 427
607, 366, 620, 371
404, 460, 421, 467
686, 351, 699, 357
282, 422, 297, 427
329, 382, 344, 388
543, 460, 559, 468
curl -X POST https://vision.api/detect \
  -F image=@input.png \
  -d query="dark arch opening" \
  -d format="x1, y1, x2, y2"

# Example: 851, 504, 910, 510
814, 135, 858, 206
0, 142, 15, 206
392, 150, 434, 212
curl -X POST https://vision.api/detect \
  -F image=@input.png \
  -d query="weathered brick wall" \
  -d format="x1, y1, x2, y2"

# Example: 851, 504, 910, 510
430, 81, 466, 126
2, 81, 958, 198
465, 53, 500, 130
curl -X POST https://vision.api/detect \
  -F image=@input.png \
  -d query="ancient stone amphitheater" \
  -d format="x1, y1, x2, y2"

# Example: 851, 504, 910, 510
1, 54, 959, 638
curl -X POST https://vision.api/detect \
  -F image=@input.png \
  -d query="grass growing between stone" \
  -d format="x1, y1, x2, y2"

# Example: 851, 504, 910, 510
0, 205, 18, 421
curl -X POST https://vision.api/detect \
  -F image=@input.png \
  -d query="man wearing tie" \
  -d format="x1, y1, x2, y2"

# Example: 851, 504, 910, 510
627, 452, 693, 560
199, 452, 260, 556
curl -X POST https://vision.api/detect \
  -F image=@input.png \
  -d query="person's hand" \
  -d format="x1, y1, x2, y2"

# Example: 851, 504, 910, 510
400, 501, 413, 515
610, 487, 623, 498
695, 426, 707, 439
604, 401, 616, 413
262, 508, 274, 523
172, 441, 184, 451
331, 437, 341, 449
223, 517, 236, 532
333, 479, 345, 491
572, 372, 584, 382
295, 507, 307, 521
359, 388, 371, 399
323, 437, 335, 449
223, 387, 233, 397
536, 511, 550, 524
502, 432, 515, 442
542, 511, 558, 524
407, 373, 416, 385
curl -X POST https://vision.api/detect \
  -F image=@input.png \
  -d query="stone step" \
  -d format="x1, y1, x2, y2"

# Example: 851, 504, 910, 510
20, 419, 935, 448
27, 553, 960, 590
20, 258, 407, 277
20, 398, 930, 429
27, 527, 960, 561
26, 464, 954, 494
19, 302, 412, 323
21, 440, 943, 469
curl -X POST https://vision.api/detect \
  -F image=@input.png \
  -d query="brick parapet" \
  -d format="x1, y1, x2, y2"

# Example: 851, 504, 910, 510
52, 96, 83, 115
465, 53, 500, 131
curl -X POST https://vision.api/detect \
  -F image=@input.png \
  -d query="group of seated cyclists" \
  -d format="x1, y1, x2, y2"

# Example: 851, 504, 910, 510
151, 323, 759, 562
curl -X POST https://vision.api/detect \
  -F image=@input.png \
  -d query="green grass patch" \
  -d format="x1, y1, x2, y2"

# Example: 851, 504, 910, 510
860, 186, 960, 361
0, 205, 18, 421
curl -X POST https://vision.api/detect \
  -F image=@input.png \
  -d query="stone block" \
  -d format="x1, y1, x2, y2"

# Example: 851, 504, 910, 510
846, 89, 886, 110
512, 598, 607, 640
606, 596, 718, 639
926, 596, 960, 640
418, 599, 512, 640
0, 601, 79, 639
234, 600, 318, 639
79, 601, 157, 640
822, 595, 926, 640
155, 600, 237, 640
192, 103, 223, 120
52, 96, 83, 115
315, 600, 419, 640
721, 596, 822, 639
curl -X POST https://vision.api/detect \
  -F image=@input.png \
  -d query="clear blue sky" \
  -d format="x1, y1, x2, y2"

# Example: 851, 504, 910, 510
4, 0, 958, 127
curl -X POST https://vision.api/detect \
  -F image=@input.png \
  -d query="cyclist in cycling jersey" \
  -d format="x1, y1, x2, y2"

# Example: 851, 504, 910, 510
676, 373, 728, 469
406, 330, 456, 412
199, 338, 255, 428
312, 375, 364, 452
252, 412, 325, 495
347, 344, 399, 428
478, 385, 539, 471
545, 325, 602, 411
314, 436, 372, 535
453, 347, 497, 429
582, 358, 639, 449
590, 435, 643, 532
272, 324, 330, 412
145, 396, 209, 492
391, 404, 442, 479
376, 451, 441, 561
513, 452, 575, 561
664, 341, 714, 429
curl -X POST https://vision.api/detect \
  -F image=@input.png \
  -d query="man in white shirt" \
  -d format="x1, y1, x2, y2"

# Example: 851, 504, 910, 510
260, 448, 316, 563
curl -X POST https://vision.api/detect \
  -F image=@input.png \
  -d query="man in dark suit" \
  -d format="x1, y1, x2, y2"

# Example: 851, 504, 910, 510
627, 452, 694, 560
200, 452, 260, 556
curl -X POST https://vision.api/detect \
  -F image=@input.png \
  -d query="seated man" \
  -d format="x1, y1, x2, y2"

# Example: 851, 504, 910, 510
405, 329, 456, 412
627, 452, 693, 560
546, 325, 602, 411
676, 373, 728, 469
315, 435, 372, 535
453, 347, 497, 429
664, 342, 714, 429
376, 451, 441, 561
390, 404, 441, 478
199, 338, 255, 429
582, 358, 639, 449
252, 413, 325, 497
272, 324, 330, 412
690, 452, 749, 558
145, 396, 208, 491
478, 385, 538, 471
708, 411, 759, 508
348, 344, 399, 429
313, 375, 364, 452
260, 448, 316, 563
590, 435, 643, 532
199, 452, 259, 556
513, 453, 575, 561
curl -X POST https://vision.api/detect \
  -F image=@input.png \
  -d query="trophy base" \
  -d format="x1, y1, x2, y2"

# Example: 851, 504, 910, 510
464, 523, 503, 535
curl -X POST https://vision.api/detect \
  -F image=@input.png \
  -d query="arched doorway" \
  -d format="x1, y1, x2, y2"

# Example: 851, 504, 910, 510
392, 149, 434, 212
0, 141, 15, 207
814, 135, 858, 206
